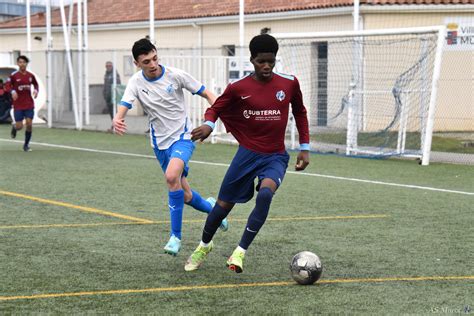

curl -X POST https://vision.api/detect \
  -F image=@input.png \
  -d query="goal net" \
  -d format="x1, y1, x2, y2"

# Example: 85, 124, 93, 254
274, 26, 445, 165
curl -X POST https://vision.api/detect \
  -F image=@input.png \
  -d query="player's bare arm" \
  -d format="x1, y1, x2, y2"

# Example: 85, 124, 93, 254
200, 88, 217, 105
112, 106, 129, 135
32, 76, 39, 99
295, 150, 309, 171
191, 124, 212, 142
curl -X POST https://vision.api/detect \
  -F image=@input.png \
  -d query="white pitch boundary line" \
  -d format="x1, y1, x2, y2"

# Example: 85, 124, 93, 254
1, 138, 473, 196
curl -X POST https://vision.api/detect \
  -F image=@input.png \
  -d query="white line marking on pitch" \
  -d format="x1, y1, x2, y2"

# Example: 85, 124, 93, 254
1, 138, 472, 196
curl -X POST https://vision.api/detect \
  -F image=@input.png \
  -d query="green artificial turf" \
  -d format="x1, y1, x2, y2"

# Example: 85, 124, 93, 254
0, 126, 472, 314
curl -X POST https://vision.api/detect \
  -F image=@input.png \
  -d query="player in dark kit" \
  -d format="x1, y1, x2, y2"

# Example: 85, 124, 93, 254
185, 34, 310, 273
6, 55, 39, 152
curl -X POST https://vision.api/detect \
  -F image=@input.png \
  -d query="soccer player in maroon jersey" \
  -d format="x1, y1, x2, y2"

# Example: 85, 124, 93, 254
185, 34, 310, 273
6, 55, 39, 152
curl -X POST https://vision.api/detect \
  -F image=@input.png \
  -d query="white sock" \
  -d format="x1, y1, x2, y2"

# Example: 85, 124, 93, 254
236, 246, 246, 254
200, 240, 211, 247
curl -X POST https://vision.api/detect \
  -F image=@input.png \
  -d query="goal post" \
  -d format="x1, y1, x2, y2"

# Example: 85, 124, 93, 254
421, 26, 446, 166
274, 26, 446, 165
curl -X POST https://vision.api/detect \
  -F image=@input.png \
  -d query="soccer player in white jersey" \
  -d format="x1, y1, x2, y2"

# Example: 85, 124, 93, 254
113, 38, 228, 256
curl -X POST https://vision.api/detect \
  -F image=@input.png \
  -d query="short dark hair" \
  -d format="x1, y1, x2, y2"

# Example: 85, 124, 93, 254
132, 38, 156, 61
249, 34, 279, 58
17, 55, 29, 63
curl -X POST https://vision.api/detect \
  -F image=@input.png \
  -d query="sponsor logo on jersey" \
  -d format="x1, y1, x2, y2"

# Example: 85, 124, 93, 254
243, 109, 281, 121
17, 85, 31, 91
276, 90, 286, 101
241, 95, 251, 100
141, 89, 149, 95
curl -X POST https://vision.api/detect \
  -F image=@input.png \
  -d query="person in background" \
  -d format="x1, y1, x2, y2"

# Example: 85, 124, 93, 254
6, 55, 39, 152
0, 79, 12, 123
103, 61, 121, 123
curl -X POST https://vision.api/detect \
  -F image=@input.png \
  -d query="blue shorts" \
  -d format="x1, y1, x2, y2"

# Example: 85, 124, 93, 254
14, 109, 34, 122
218, 146, 290, 204
153, 139, 195, 177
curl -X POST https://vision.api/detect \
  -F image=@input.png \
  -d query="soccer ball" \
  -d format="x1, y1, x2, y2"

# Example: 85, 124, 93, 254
290, 251, 323, 285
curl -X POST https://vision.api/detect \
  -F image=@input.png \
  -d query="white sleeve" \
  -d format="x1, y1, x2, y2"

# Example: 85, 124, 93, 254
120, 77, 137, 109
177, 69, 204, 95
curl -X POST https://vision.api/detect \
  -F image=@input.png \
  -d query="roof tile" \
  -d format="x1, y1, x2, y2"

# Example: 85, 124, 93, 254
0, 0, 471, 29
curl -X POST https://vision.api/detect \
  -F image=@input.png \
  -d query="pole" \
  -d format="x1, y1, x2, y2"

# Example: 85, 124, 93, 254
421, 27, 446, 166
149, 0, 155, 43
26, 0, 31, 52
60, 0, 79, 129
46, 0, 52, 128
239, 0, 244, 78
77, 0, 83, 128
346, 0, 361, 155
67, 0, 73, 38
84, 0, 89, 125
353, 0, 360, 32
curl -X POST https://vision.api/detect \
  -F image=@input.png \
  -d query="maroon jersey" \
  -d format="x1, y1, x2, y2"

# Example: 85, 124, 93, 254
205, 73, 309, 154
6, 70, 38, 110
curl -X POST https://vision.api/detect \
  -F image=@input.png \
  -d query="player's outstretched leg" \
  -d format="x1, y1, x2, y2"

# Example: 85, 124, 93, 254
10, 125, 16, 139
205, 197, 228, 231
226, 247, 245, 273
22, 119, 33, 152
186, 190, 228, 231
164, 189, 184, 256
184, 241, 214, 271
164, 235, 181, 256
23, 130, 32, 152
201, 202, 232, 245
227, 187, 273, 273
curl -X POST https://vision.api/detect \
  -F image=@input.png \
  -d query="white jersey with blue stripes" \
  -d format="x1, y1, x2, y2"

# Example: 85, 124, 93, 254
120, 65, 204, 150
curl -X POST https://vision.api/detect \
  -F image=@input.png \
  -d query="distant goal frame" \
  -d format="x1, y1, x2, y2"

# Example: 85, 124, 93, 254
274, 25, 446, 166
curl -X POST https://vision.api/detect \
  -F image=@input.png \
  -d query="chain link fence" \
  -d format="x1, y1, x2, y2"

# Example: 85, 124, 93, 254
0, 37, 471, 164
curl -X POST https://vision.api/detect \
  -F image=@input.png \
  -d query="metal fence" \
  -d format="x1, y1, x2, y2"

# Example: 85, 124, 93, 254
0, 41, 471, 164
